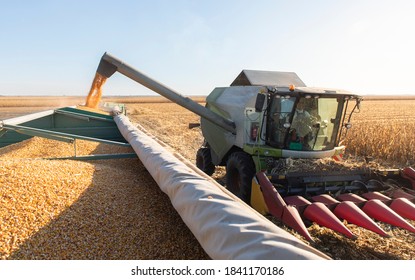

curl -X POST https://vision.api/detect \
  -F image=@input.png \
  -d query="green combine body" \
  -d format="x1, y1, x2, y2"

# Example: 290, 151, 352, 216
196, 70, 361, 202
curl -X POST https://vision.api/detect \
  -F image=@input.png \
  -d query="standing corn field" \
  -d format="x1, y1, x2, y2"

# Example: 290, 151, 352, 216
344, 98, 415, 167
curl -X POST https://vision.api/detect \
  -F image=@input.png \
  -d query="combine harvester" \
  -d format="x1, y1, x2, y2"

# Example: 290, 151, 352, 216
1, 52, 415, 259
93, 53, 415, 242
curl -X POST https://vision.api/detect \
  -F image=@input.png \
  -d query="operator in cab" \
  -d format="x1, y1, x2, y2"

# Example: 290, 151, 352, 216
290, 99, 314, 149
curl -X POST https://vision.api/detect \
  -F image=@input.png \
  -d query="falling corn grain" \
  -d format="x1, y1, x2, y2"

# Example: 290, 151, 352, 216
85, 73, 107, 109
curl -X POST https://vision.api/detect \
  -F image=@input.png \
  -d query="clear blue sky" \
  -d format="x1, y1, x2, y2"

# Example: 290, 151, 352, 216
1, 0, 414, 96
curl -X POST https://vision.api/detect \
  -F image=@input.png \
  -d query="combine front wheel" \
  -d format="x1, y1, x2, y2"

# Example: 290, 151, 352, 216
226, 151, 256, 204
196, 147, 215, 176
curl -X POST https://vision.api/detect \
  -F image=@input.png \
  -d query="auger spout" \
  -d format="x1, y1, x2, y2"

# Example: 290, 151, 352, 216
96, 52, 236, 134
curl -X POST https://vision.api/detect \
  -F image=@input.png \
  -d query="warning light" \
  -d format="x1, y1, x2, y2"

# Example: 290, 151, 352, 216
289, 84, 295, 92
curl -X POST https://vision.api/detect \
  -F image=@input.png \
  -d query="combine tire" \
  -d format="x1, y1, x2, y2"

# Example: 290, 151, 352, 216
226, 151, 256, 204
196, 147, 215, 176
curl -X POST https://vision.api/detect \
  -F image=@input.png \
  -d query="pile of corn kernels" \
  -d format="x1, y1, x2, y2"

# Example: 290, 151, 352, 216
0, 137, 209, 259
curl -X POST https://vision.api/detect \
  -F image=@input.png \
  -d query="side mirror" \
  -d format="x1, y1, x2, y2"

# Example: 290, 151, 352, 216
313, 122, 321, 129
255, 93, 266, 112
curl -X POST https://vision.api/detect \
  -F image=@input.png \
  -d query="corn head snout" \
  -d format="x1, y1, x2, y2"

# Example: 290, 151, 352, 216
254, 168, 415, 241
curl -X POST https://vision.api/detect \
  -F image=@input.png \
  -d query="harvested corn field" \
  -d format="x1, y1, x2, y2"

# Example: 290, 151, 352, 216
1, 96, 415, 260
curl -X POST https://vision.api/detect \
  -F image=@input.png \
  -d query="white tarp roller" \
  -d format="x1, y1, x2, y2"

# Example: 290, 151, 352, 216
114, 114, 329, 260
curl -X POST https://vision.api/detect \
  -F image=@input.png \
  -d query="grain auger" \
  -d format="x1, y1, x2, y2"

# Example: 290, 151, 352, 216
94, 52, 415, 241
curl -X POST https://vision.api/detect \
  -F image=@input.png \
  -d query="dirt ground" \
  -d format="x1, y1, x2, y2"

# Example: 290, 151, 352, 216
1, 96, 415, 260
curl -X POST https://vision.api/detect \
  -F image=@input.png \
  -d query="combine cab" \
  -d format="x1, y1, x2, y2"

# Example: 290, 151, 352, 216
76, 53, 415, 241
